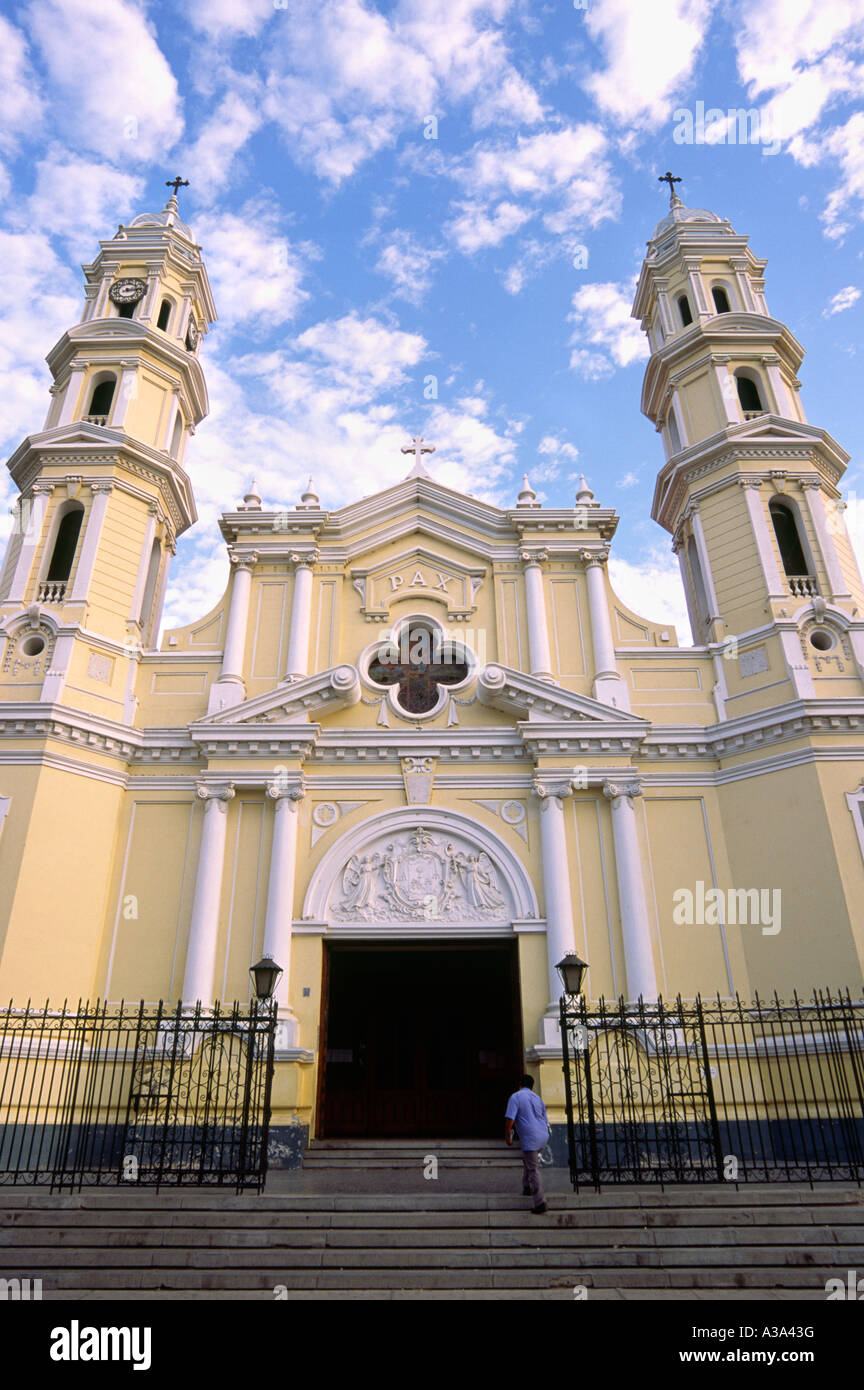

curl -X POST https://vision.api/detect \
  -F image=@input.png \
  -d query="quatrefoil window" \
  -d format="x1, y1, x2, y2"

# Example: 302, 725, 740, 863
363, 618, 473, 718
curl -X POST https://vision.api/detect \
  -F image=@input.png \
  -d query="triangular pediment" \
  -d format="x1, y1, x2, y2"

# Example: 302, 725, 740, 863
477, 665, 648, 726
731, 416, 821, 444
194, 665, 361, 727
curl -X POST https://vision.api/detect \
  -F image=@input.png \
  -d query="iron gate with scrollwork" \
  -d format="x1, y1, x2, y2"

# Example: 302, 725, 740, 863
0, 998, 277, 1191
560, 990, 864, 1188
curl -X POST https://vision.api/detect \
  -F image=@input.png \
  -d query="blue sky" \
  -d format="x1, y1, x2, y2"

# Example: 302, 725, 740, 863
2, 0, 864, 640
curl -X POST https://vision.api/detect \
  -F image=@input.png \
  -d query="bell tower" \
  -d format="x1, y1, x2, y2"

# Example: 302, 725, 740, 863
632, 181, 864, 708
0, 184, 215, 714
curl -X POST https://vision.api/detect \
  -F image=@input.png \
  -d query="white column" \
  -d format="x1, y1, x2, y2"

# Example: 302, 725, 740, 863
110, 360, 136, 430
520, 549, 553, 680
93, 275, 112, 319
283, 552, 317, 681
603, 780, 658, 1002
262, 778, 306, 1044
182, 783, 235, 1005
740, 479, 786, 598
689, 507, 722, 625
57, 367, 87, 427
801, 480, 850, 600
208, 552, 257, 713
762, 354, 792, 417
137, 269, 161, 325
534, 777, 578, 1030
68, 482, 113, 602
7, 487, 51, 604
712, 356, 740, 426
730, 259, 756, 312
654, 279, 675, 337
683, 257, 709, 316
581, 547, 630, 710
128, 504, 159, 624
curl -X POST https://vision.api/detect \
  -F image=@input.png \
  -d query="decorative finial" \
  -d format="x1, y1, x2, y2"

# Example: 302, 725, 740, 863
239, 478, 262, 510
575, 475, 596, 505
658, 170, 682, 208
297, 476, 320, 510
401, 435, 435, 479
516, 474, 539, 507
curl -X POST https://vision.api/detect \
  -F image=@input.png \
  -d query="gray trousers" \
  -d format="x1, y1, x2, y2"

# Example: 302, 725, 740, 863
521, 1149, 545, 1207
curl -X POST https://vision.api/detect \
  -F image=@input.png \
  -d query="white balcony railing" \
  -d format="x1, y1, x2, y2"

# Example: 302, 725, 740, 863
38, 580, 66, 603
84, 414, 109, 426
742, 410, 767, 421
788, 575, 818, 598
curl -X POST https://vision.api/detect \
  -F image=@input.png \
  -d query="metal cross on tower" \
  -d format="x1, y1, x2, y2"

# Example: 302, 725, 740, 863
401, 435, 435, 477
165, 175, 190, 200
658, 170, 682, 205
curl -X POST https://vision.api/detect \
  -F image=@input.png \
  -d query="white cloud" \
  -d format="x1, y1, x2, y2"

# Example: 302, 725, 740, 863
538, 435, 579, 460
375, 230, 445, 302
568, 281, 649, 377
824, 285, 861, 316
27, 0, 182, 163
616, 471, 640, 489
732, 2, 864, 237
446, 200, 531, 253
21, 152, 143, 255
442, 124, 619, 257
182, 0, 275, 38
0, 16, 44, 155
194, 200, 314, 329
179, 91, 263, 200
609, 551, 693, 645
0, 231, 79, 458
257, 0, 543, 184
585, 0, 713, 126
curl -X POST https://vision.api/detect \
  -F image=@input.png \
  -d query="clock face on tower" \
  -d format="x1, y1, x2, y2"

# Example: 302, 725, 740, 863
109, 277, 146, 307
185, 317, 199, 352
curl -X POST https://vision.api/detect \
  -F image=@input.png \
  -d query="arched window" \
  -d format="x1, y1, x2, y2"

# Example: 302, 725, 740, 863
712, 286, 731, 313
169, 412, 184, 460
678, 294, 693, 327
769, 499, 810, 579
736, 373, 763, 415
686, 537, 711, 644
667, 408, 682, 454
87, 375, 116, 422
46, 504, 84, 583
157, 299, 172, 332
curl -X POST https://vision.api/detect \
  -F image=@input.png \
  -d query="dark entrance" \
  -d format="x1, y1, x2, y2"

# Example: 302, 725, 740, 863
319, 942, 522, 1138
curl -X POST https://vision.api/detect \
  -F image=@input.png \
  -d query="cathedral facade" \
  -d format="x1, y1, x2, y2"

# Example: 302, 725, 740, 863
1, 190, 863, 1159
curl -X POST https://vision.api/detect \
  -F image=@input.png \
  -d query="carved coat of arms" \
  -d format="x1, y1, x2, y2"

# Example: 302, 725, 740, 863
334, 827, 507, 923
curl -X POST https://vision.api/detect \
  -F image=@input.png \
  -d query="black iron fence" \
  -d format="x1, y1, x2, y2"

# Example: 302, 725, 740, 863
560, 989, 864, 1188
0, 999, 277, 1191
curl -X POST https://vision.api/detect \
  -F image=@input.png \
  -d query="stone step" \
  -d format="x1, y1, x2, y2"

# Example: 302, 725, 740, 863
2, 1222, 860, 1250
3, 1267, 847, 1291
3, 1204, 864, 1229
5, 1241, 861, 1270
48, 1287, 821, 1301
1, 1185, 860, 1209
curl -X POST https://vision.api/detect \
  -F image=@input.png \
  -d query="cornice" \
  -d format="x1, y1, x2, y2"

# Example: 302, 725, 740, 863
0, 695, 861, 773
651, 418, 849, 533
6, 426, 196, 536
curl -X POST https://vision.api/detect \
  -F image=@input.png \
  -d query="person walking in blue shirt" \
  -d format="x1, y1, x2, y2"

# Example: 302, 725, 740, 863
505, 1074, 549, 1214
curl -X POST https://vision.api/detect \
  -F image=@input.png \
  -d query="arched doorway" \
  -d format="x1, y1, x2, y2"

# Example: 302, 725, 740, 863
304, 812, 538, 1139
